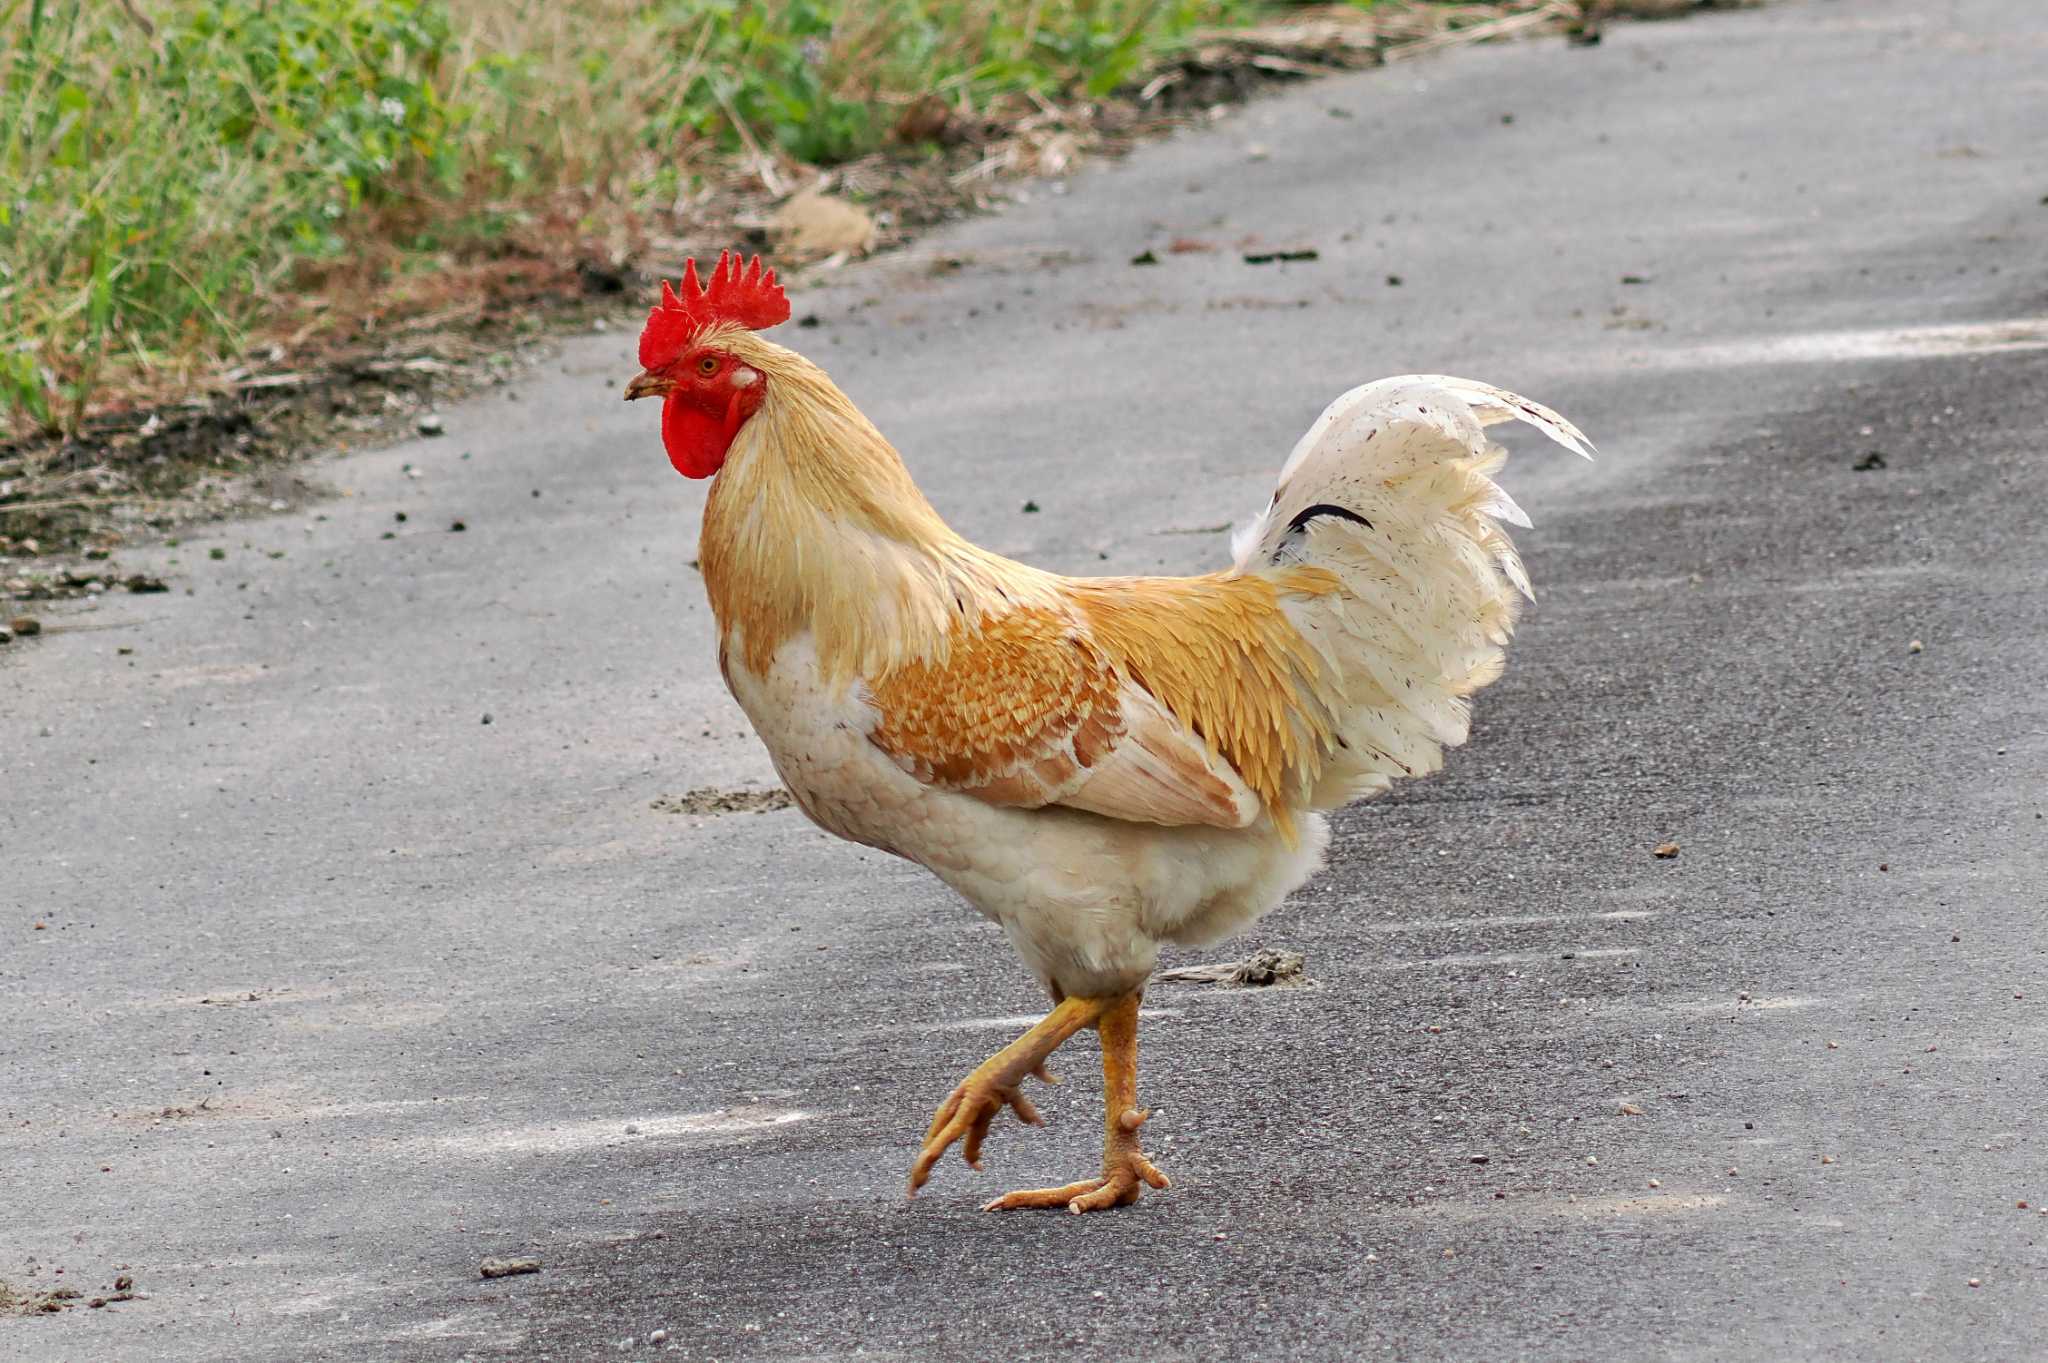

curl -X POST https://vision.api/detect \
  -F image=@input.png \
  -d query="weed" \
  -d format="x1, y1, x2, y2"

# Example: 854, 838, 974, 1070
2, 0, 1268, 435
1, 0, 461, 433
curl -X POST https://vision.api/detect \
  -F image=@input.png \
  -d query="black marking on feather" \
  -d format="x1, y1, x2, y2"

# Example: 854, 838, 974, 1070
1285, 503, 1374, 535
1271, 502, 1374, 565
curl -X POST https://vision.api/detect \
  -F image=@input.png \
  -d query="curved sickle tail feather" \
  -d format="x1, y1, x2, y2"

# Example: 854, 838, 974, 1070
1231, 375, 1593, 812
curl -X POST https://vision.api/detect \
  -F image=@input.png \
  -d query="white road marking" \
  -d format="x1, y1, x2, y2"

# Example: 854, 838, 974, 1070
1416, 1191, 1733, 1223
438, 1106, 809, 1156
1640, 318, 2048, 369
937, 1008, 1183, 1032
1379, 947, 1640, 970
1358, 909, 1660, 933
1665, 994, 1827, 1014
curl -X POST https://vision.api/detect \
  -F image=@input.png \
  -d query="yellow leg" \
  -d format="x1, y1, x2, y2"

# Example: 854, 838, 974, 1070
983, 991, 1170, 1214
906, 995, 1109, 1197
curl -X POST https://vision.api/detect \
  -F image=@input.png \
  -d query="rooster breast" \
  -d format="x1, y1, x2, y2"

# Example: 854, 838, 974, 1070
720, 632, 1329, 999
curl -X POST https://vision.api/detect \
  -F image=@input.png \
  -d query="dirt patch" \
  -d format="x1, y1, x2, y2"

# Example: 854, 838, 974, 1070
0, 1280, 76, 1315
651, 788, 796, 817
0, 304, 576, 571
0, 1273, 140, 1316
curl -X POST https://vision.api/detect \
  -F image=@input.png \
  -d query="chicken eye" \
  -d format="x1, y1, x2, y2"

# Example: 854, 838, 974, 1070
697, 356, 720, 377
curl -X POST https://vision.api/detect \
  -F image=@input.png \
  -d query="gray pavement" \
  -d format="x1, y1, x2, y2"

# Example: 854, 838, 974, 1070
5, 0, 2047, 1358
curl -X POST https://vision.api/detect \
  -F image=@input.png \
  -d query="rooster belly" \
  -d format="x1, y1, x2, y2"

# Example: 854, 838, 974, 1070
722, 635, 1330, 998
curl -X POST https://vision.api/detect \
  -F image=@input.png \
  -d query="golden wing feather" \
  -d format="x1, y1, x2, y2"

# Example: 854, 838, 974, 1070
866, 572, 1343, 831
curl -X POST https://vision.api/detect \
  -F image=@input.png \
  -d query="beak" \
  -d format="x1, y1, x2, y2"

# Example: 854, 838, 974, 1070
623, 371, 670, 402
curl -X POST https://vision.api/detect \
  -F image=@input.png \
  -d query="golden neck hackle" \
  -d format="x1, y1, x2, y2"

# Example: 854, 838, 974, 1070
695, 333, 1057, 681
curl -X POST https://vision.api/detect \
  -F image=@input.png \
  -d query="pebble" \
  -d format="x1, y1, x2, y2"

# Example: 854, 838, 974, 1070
624, 1124, 640, 1135
1908, 639, 1923, 653
0, 627, 11, 645
9, 615, 41, 635
648, 1328, 668, 1343
418, 413, 446, 436
1585, 1156, 1599, 1167
479, 1256, 542, 1279
1968, 1278, 1981, 1288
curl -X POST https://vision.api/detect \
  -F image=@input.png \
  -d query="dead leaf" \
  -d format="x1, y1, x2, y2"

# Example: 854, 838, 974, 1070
894, 95, 953, 145
771, 191, 876, 258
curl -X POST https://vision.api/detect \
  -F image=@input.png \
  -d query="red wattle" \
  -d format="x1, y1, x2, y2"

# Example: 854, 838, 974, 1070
661, 393, 732, 479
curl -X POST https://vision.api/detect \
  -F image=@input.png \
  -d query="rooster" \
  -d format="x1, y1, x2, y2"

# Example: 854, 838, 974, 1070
624, 254, 1591, 1214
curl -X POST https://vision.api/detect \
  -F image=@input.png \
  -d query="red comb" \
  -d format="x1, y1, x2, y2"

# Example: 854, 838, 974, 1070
639, 252, 790, 368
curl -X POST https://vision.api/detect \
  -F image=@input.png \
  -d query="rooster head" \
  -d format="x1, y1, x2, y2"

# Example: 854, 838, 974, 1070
625, 252, 791, 479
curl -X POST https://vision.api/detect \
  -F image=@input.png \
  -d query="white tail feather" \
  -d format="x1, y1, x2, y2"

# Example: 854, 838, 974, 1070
1232, 375, 1590, 810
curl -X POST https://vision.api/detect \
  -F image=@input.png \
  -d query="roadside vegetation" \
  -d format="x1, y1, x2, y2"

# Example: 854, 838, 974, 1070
1, 0, 1271, 438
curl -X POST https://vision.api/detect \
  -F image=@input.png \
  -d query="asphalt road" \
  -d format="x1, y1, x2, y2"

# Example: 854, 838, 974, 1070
6, 0, 2046, 1358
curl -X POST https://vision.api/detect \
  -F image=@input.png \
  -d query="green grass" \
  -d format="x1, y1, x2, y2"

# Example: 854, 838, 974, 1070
1, 0, 1270, 438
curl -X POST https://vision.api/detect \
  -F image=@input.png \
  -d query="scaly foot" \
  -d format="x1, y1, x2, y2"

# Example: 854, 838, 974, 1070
906, 997, 1110, 1198
982, 1105, 1170, 1214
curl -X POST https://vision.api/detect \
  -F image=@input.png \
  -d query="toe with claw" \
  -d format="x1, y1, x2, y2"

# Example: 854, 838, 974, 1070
982, 1105, 1171, 1214
907, 1069, 1054, 1194
904, 1003, 1099, 1199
